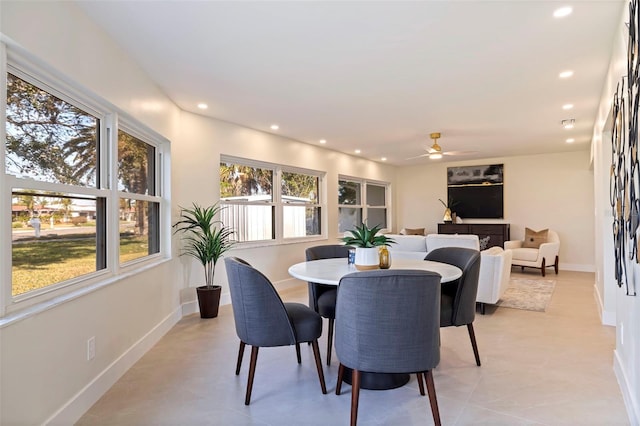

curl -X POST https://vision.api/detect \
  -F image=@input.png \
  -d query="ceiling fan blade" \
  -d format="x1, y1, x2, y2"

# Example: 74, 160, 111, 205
405, 153, 430, 160
443, 150, 478, 156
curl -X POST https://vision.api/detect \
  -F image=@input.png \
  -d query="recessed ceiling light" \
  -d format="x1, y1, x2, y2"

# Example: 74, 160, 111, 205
270, 124, 279, 130
566, 138, 575, 143
197, 103, 208, 109
381, 157, 387, 161
553, 6, 573, 18
319, 139, 327, 144
559, 70, 574, 78
562, 103, 574, 110
354, 149, 361, 154
562, 119, 575, 129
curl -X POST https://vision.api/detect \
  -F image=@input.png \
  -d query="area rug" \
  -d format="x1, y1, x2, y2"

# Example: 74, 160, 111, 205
496, 278, 556, 312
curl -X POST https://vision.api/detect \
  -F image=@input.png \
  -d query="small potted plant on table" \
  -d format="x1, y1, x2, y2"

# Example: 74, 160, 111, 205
341, 223, 395, 270
173, 202, 234, 318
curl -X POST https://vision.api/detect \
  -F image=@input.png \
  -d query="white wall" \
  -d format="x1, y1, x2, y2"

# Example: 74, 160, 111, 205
591, 3, 640, 423
173, 111, 396, 309
0, 2, 183, 425
396, 150, 595, 271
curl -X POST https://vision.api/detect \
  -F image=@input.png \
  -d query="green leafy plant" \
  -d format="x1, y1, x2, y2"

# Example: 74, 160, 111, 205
172, 202, 235, 288
341, 223, 396, 248
439, 197, 460, 209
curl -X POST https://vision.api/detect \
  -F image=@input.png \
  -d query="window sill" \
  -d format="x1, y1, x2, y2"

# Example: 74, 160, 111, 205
232, 235, 329, 250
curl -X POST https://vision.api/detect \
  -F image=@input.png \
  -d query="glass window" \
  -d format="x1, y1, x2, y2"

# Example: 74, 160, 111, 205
118, 130, 155, 195
5, 73, 99, 186
220, 161, 275, 242
366, 184, 386, 206
282, 171, 320, 238
338, 180, 360, 205
119, 199, 160, 264
116, 129, 161, 265
4, 65, 167, 305
220, 158, 324, 243
366, 183, 387, 229
11, 190, 103, 296
338, 207, 362, 233
338, 177, 389, 233
338, 179, 363, 233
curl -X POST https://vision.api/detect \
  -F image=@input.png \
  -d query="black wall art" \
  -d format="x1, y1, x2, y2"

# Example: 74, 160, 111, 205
610, 0, 639, 296
447, 164, 504, 219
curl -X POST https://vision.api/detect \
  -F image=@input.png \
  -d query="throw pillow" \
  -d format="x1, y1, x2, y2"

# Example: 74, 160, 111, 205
403, 228, 425, 236
522, 228, 548, 249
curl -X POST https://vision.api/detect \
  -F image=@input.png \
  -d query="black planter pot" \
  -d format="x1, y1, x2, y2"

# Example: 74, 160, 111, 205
196, 285, 222, 318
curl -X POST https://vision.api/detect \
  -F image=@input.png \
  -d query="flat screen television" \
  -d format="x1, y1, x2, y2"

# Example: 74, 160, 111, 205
447, 164, 504, 219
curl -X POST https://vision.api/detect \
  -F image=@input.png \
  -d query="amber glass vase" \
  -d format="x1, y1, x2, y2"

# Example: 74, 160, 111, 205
379, 246, 391, 269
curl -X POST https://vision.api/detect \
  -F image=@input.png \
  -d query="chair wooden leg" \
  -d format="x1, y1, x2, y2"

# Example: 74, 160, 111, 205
245, 346, 259, 405
554, 255, 559, 274
541, 258, 546, 277
296, 343, 301, 364
336, 363, 345, 395
425, 370, 441, 426
467, 323, 481, 366
416, 372, 425, 396
236, 341, 245, 375
310, 340, 327, 394
351, 369, 361, 426
327, 318, 334, 366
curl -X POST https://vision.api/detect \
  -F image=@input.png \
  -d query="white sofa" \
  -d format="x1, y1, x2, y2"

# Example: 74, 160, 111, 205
477, 246, 513, 314
386, 233, 480, 260
386, 233, 512, 314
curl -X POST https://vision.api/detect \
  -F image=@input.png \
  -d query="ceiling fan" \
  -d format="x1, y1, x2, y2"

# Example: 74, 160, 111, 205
407, 132, 477, 160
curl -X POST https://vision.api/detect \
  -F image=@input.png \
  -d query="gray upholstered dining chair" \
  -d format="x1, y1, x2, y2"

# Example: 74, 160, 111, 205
224, 257, 327, 405
334, 270, 442, 426
305, 244, 351, 366
425, 247, 482, 366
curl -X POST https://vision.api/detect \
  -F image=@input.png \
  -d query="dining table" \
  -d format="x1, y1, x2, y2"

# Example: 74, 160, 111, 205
288, 257, 462, 390
288, 257, 462, 285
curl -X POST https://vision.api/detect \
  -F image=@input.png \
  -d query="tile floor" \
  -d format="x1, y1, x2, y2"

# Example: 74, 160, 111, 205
77, 270, 629, 425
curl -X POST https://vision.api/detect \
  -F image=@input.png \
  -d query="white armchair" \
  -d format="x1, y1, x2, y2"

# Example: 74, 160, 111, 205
477, 247, 513, 314
504, 229, 560, 277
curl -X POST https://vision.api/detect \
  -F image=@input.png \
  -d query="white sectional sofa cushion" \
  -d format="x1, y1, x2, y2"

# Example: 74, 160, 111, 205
386, 233, 479, 260
477, 246, 513, 312
387, 235, 429, 260
425, 234, 480, 252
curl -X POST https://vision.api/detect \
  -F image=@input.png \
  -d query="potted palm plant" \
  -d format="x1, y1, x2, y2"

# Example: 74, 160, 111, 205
173, 202, 234, 318
341, 223, 395, 270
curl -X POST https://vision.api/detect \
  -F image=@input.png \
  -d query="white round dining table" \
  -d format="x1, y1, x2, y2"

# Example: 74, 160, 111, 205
288, 257, 462, 285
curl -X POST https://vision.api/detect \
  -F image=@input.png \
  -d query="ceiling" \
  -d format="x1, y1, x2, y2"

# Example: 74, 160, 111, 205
76, 1, 625, 166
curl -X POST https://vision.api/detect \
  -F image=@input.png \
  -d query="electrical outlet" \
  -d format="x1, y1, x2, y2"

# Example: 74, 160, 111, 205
87, 336, 95, 361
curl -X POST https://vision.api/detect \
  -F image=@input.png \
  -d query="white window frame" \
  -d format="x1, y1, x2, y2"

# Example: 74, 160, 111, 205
338, 175, 391, 236
220, 155, 326, 247
1, 41, 171, 319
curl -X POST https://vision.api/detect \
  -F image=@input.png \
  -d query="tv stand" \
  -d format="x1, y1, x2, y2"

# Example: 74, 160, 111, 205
438, 223, 510, 249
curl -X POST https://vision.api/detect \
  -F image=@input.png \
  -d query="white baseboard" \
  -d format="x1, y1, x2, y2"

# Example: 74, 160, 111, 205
614, 349, 640, 426
593, 283, 616, 326
559, 262, 595, 272
44, 307, 182, 425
